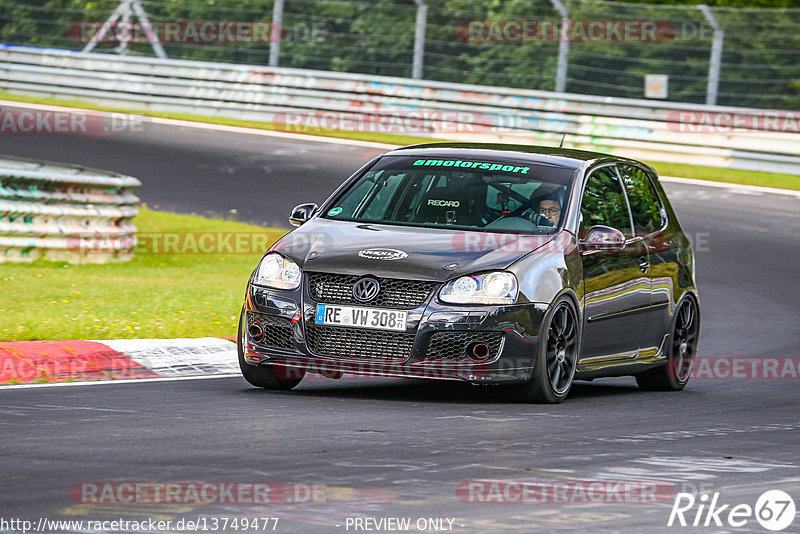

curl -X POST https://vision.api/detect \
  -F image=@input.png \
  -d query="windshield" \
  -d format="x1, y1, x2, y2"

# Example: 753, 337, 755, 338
323, 155, 577, 233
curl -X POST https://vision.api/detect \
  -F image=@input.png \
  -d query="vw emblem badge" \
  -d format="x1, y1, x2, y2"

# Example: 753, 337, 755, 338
353, 277, 380, 302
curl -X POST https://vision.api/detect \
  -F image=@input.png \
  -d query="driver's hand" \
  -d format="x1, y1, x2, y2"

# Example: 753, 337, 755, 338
524, 209, 554, 227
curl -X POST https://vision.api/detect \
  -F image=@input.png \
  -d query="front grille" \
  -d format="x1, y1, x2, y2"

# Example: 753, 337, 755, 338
307, 272, 436, 309
247, 312, 294, 349
305, 324, 415, 360
426, 332, 504, 360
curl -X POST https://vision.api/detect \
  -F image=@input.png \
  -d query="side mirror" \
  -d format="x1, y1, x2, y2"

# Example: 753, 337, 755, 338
580, 225, 626, 252
289, 203, 319, 227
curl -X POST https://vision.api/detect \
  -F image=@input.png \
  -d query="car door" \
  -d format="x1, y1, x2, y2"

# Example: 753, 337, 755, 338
617, 163, 672, 358
578, 165, 652, 367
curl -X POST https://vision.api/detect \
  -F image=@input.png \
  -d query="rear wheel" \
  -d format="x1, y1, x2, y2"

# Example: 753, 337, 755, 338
515, 296, 579, 404
636, 296, 699, 391
237, 309, 304, 390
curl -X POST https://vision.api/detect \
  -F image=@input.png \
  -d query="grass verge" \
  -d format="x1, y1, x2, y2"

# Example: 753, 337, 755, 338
649, 162, 799, 191
0, 209, 286, 341
2, 91, 798, 190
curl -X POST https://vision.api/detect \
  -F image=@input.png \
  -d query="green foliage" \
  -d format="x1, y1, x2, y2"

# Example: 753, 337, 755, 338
1, 0, 798, 107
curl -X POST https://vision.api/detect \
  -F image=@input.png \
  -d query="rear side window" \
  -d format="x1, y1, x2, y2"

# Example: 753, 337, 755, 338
580, 166, 633, 237
618, 164, 664, 235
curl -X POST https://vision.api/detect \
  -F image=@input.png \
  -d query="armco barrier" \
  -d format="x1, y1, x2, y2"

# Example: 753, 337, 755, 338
0, 155, 140, 263
1, 45, 800, 175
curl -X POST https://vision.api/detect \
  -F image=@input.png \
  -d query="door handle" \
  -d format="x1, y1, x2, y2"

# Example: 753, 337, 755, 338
638, 256, 650, 273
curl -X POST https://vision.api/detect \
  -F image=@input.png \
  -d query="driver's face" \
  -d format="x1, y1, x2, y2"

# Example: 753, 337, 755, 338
539, 199, 561, 225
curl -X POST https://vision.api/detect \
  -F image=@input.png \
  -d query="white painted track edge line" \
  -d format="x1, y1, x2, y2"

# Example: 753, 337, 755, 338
0, 373, 243, 391
145, 116, 399, 149
1, 99, 797, 193
660, 175, 800, 197
0, 99, 398, 149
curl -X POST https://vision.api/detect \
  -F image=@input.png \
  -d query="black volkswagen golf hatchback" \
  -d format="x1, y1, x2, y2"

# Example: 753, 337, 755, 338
239, 143, 699, 403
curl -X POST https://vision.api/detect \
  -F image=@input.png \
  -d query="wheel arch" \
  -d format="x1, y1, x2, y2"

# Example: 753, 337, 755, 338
552, 288, 582, 325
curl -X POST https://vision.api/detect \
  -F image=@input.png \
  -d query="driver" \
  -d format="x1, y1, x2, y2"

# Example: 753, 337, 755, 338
537, 193, 562, 226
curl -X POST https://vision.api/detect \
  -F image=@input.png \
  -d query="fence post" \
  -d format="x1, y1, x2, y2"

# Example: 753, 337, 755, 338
698, 4, 724, 106
549, 0, 569, 93
269, 0, 284, 67
412, 0, 427, 79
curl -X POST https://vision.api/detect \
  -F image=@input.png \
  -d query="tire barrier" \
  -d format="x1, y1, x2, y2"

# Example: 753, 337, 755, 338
0, 155, 140, 263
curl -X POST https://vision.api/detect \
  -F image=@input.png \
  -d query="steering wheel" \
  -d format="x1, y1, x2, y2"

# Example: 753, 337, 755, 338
485, 204, 529, 223
485, 207, 555, 229
525, 210, 556, 227
509, 207, 556, 227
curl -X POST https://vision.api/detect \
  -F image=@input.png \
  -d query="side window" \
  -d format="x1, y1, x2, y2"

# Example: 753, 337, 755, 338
618, 164, 664, 235
580, 167, 632, 237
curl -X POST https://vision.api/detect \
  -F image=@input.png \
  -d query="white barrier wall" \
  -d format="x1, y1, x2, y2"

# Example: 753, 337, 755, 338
1, 45, 799, 175
0, 155, 140, 263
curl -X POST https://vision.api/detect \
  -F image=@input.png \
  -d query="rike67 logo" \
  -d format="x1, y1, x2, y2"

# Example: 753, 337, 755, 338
668, 490, 796, 531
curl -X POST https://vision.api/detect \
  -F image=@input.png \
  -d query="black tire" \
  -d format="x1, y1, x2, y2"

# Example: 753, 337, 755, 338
636, 296, 699, 391
515, 296, 580, 404
237, 309, 304, 390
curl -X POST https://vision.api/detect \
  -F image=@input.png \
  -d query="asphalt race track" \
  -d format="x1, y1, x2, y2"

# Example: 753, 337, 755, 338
0, 110, 387, 227
2, 107, 799, 533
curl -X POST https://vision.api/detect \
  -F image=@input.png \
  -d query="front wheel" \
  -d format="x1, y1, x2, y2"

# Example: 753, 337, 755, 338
514, 296, 579, 404
237, 309, 304, 390
636, 296, 699, 391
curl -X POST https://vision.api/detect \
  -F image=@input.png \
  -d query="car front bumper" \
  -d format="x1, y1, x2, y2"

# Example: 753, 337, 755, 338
241, 281, 548, 384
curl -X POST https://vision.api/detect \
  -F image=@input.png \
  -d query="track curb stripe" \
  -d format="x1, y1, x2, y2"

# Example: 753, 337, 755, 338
0, 340, 159, 384
0, 338, 237, 385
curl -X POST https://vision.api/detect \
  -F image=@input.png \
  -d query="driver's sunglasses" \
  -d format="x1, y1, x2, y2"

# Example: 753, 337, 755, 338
539, 207, 561, 215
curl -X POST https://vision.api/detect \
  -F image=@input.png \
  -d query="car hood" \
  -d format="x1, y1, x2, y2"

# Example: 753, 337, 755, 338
270, 219, 556, 282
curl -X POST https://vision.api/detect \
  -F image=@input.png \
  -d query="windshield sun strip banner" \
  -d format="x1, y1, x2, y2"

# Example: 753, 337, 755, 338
411, 159, 530, 174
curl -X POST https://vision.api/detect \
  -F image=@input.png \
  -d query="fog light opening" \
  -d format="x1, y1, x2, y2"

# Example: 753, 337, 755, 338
248, 322, 265, 343
468, 342, 490, 361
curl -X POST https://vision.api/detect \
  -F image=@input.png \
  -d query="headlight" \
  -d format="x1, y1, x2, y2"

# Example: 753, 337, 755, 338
440, 272, 518, 305
253, 253, 302, 290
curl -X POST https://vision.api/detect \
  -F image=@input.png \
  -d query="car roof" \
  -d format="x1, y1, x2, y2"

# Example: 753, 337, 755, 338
384, 142, 621, 170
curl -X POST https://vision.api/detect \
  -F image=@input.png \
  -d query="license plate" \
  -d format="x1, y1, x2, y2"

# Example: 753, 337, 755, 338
315, 304, 407, 331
